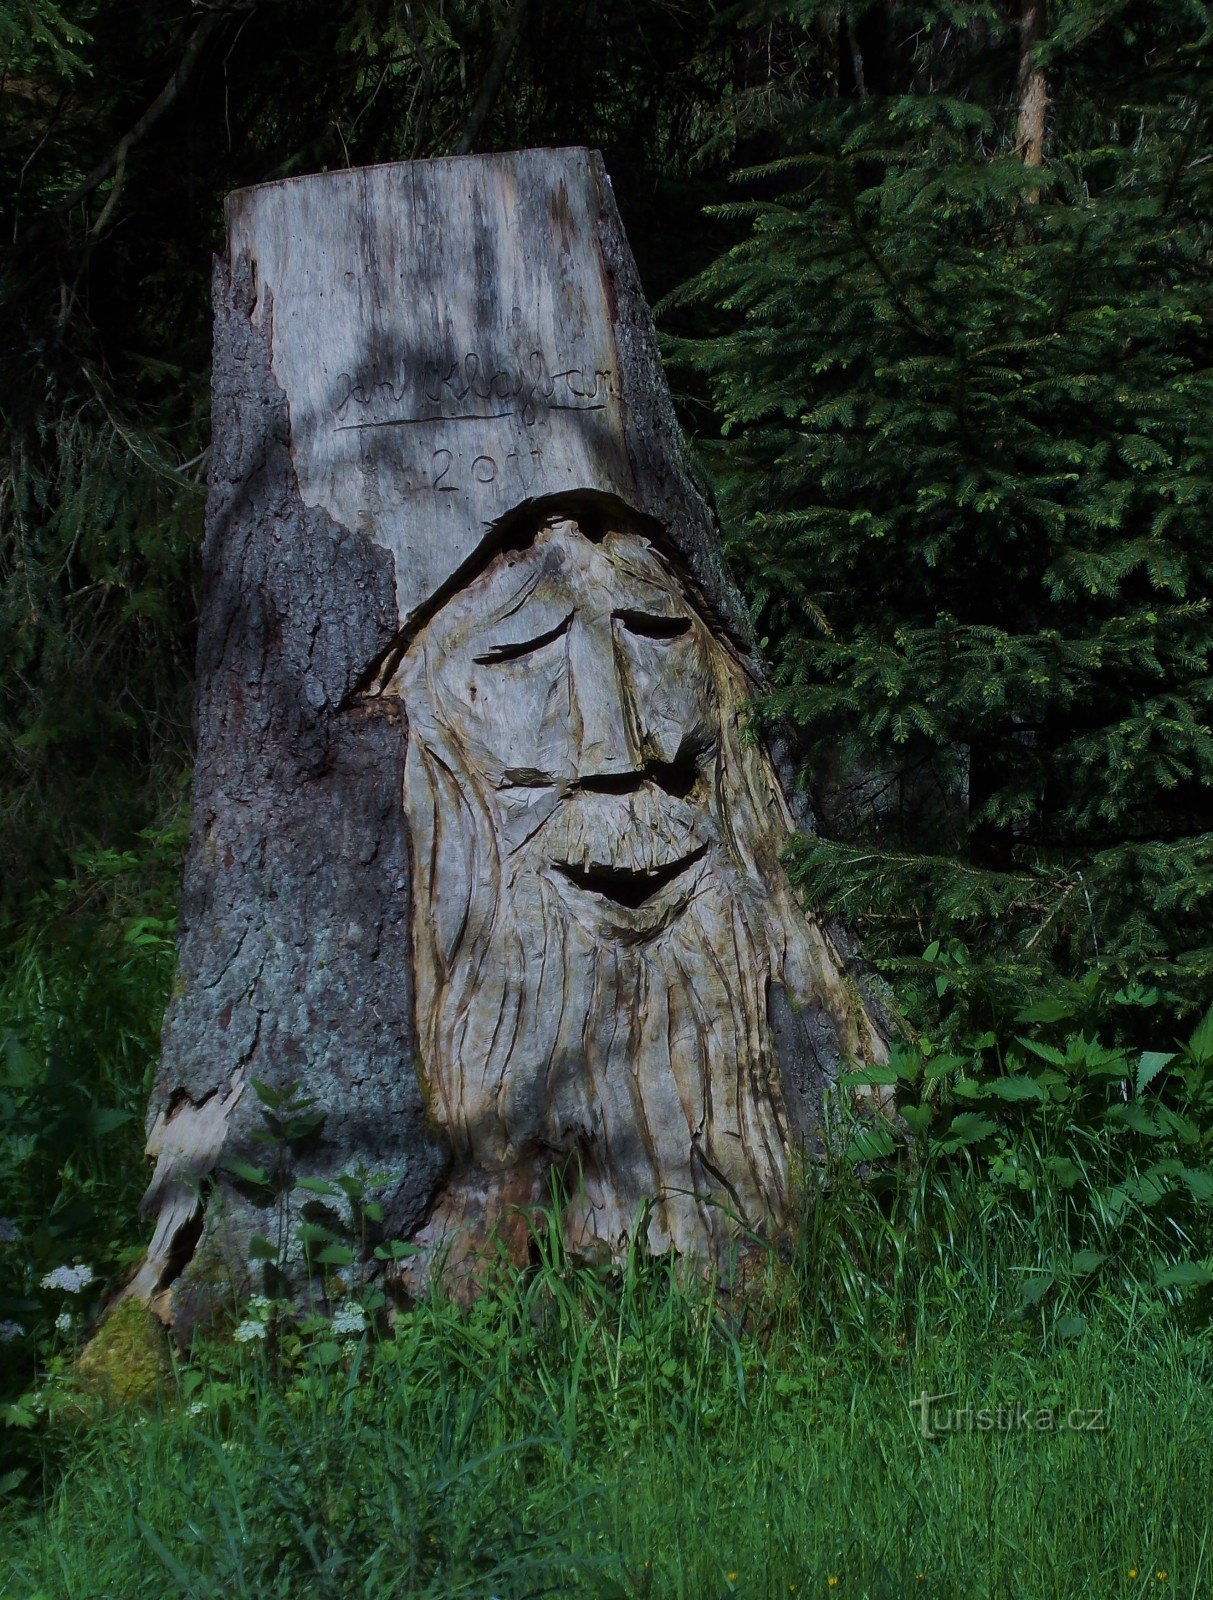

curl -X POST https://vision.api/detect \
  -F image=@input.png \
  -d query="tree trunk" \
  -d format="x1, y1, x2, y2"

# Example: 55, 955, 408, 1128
1016, 0, 1048, 195
128, 148, 892, 1330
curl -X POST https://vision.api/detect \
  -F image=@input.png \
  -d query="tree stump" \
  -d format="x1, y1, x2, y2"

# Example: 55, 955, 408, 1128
129, 148, 890, 1329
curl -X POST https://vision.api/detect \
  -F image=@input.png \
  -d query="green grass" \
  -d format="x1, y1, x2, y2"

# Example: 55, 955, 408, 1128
2, 847, 1210, 1597
3, 1185, 1210, 1600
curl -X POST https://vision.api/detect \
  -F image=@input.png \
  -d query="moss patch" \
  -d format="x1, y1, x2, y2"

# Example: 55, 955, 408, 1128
76, 1297, 169, 1409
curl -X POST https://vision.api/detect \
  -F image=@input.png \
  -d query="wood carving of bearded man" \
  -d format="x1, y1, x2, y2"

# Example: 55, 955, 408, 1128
379, 495, 887, 1290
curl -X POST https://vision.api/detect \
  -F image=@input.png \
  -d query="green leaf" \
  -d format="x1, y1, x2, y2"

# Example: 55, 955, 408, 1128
984, 1076, 1048, 1102
250, 1078, 292, 1111
952, 1078, 985, 1100
1179, 1168, 1213, 1204
283, 1111, 327, 1141
82, 1107, 133, 1136
939, 1113, 998, 1149
1015, 998, 1074, 1024
899, 1104, 934, 1136
1014, 1037, 1066, 1067
845, 1126, 898, 1163
839, 1065, 899, 1087
1112, 1171, 1173, 1208
1104, 1104, 1160, 1136
295, 1177, 341, 1197
922, 1052, 967, 1083
1136, 1050, 1176, 1095
295, 1222, 339, 1247
0, 1037, 36, 1087
1013, 1273, 1054, 1316
315, 1243, 356, 1267
374, 1240, 420, 1261
1069, 1250, 1107, 1275
1155, 1107, 1201, 1146
1045, 1156, 1082, 1188
311, 1342, 343, 1366
1055, 1314, 1087, 1340
224, 1159, 271, 1188
1153, 1260, 1213, 1290
1187, 1005, 1213, 1067
135, 1516, 197, 1588
247, 1235, 277, 1261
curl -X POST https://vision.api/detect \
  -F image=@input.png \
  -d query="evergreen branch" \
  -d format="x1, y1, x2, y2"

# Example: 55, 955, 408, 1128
1158, 94, 1207, 215
44, 8, 236, 228
835, 161, 941, 349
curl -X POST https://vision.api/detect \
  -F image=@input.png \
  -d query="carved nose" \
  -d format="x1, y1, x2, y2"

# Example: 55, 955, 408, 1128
566, 618, 643, 783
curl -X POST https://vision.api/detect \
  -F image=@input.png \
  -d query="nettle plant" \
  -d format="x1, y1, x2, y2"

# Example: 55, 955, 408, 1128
844, 983, 1213, 1313
221, 1079, 415, 1340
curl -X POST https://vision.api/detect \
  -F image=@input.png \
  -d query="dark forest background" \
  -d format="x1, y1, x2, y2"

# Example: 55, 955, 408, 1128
2, 1, 1212, 1395
3, 0, 1210, 1010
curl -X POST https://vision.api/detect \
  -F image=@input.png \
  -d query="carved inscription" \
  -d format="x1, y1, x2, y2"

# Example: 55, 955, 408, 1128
335, 351, 614, 431
425, 442, 545, 495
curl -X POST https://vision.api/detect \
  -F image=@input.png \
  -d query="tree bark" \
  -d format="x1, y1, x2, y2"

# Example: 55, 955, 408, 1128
1016, 0, 1048, 196
128, 149, 893, 1330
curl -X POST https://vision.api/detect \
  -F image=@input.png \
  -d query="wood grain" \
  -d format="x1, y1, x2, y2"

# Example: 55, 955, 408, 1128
130, 150, 892, 1328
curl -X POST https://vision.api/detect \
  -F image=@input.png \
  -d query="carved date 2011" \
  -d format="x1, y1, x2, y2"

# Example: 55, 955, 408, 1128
403, 441, 547, 496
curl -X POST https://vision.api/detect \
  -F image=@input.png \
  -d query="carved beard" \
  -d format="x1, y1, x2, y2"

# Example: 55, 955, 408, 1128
397, 637, 873, 1272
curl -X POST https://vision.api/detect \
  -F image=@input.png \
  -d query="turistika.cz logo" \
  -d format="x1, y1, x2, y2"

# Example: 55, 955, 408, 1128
911, 1391, 1107, 1440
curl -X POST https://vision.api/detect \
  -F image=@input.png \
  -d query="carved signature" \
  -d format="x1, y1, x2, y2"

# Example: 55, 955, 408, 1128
334, 351, 613, 431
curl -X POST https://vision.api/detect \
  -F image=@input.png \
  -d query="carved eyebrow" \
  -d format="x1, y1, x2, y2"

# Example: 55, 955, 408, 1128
474, 611, 573, 664
613, 609, 692, 640
483, 565, 545, 627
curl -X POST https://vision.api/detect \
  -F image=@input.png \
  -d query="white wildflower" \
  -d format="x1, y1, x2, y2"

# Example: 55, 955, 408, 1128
0, 1320, 24, 1342
247, 1295, 274, 1316
55, 1312, 73, 1335
233, 1318, 266, 1343
188, 1400, 207, 1416
40, 1263, 94, 1294
330, 1303, 367, 1336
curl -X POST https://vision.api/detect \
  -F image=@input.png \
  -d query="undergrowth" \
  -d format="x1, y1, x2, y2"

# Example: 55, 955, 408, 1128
0, 829, 180, 1400
1, 835, 1210, 1599
1, 1196, 1210, 1600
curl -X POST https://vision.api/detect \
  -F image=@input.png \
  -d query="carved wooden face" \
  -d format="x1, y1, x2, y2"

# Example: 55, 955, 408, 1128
400, 517, 732, 933
385, 511, 884, 1283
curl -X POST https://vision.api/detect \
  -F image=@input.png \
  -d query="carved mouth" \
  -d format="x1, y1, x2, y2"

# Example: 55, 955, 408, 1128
553, 845, 707, 908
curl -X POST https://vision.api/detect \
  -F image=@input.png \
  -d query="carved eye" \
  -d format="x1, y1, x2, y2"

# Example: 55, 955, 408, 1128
614, 610, 691, 641
474, 613, 571, 665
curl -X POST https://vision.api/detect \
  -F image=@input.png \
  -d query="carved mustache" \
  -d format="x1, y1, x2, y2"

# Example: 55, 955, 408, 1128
536, 782, 712, 877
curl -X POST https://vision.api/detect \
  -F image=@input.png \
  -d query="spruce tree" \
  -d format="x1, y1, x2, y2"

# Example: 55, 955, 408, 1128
674, 0, 1213, 1025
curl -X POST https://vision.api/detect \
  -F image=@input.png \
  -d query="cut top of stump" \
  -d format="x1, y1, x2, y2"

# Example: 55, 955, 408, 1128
224, 146, 744, 644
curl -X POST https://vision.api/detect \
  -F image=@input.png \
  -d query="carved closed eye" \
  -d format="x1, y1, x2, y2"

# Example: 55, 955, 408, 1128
614, 610, 692, 641
474, 612, 572, 665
